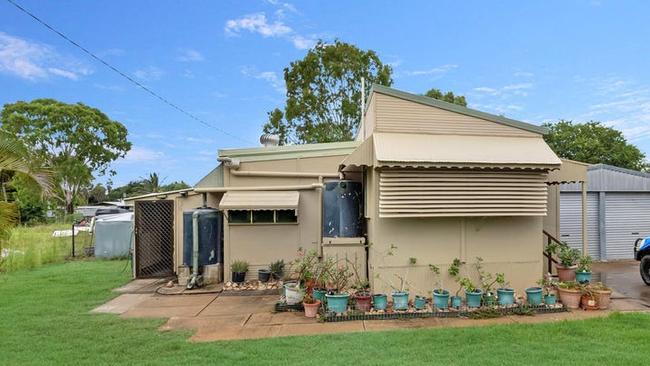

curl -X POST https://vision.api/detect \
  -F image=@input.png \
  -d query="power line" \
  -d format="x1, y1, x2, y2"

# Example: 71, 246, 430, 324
5, 0, 251, 144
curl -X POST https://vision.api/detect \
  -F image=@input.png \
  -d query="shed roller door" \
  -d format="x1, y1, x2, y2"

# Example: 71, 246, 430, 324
605, 193, 650, 260
559, 192, 600, 260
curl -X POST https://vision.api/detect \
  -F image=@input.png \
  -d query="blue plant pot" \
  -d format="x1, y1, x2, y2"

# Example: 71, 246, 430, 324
497, 288, 515, 306
433, 289, 450, 309
465, 289, 483, 308
392, 291, 409, 310
325, 293, 349, 313
373, 294, 388, 310
414, 296, 427, 310
312, 288, 327, 303
525, 287, 543, 306
451, 296, 462, 309
544, 294, 557, 305
576, 271, 592, 284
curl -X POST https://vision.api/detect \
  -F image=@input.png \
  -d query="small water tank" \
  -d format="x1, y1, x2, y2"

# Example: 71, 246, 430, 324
182, 208, 223, 267
323, 180, 363, 237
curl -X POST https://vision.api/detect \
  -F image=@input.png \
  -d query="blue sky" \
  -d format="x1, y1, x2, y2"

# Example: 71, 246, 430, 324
1, 0, 649, 187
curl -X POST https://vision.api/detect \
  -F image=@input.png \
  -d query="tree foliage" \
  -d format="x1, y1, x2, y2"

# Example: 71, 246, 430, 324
106, 175, 190, 201
543, 120, 647, 171
263, 40, 393, 144
1, 99, 131, 213
424, 88, 467, 107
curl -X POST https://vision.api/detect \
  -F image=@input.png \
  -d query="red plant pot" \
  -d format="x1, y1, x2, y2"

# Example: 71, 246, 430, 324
355, 293, 372, 312
556, 265, 577, 281
303, 300, 321, 318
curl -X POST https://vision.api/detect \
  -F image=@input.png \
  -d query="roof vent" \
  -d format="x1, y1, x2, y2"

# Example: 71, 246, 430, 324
260, 134, 280, 147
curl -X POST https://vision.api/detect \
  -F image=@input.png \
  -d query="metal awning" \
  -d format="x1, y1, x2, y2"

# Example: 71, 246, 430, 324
341, 133, 562, 171
218, 191, 300, 212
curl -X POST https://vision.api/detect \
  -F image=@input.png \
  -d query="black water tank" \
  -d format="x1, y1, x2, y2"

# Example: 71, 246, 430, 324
182, 208, 223, 267
323, 180, 363, 237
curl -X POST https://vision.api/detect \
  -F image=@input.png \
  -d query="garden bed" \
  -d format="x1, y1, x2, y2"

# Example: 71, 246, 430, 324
319, 304, 567, 322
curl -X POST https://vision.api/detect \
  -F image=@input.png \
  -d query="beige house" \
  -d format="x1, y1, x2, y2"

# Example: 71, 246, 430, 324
127, 85, 587, 296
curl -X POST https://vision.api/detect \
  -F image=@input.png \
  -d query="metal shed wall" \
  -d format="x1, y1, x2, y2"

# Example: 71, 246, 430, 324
605, 193, 650, 260
559, 192, 600, 259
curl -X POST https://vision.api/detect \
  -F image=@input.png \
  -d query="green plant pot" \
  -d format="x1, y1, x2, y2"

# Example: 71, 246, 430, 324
312, 288, 327, 303
451, 296, 462, 309
414, 295, 427, 310
525, 287, 543, 306
392, 291, 409, 310
325, 293, 349, 313
497, 288, 515, 306
373, 294, 388, 310
465, 289, 483, 308
576, 271, 592, 284
433, 289, 450, 309
544, 293, 557, 305
483, 292, 496, 306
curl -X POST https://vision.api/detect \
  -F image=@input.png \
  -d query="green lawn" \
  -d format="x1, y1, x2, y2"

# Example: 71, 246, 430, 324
0, 260, 648, 365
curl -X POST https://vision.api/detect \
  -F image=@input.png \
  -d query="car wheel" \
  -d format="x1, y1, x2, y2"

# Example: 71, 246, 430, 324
641, 255, 650, 286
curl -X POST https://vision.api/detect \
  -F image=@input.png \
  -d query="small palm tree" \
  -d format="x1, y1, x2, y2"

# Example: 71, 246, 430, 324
0, 131, 52, 239
141, 172, 163, 193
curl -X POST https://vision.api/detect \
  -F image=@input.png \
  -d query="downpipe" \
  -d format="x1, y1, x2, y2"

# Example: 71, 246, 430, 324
187, 210, 203, 289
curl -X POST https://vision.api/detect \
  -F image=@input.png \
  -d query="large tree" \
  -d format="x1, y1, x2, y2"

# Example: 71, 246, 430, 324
1, 99, 131, 213
424, 88, 467, 107
543, 120, 647, 171
263, 40, 393, 144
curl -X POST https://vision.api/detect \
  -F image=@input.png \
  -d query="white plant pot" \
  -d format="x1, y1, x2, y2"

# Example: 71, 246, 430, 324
284, 283, 305, 305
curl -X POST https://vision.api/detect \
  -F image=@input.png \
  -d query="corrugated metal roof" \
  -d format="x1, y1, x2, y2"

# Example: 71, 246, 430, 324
123, 188, 194, 201
218, 141, 360, 162
195, 164, 224, 188
219, 191, 300, 211
368, 85, 548, 135
561, 164, 650, 192
350, 133, 560, 169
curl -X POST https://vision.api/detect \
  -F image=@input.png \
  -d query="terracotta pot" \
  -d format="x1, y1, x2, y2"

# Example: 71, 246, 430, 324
304, 279, 315, 295
581, 295, 598, 310
303, 300, 321, 318
556, 265, 577, 281
558, 287, 581, 309
355, 293, 372, 312
595, 290, 612, 310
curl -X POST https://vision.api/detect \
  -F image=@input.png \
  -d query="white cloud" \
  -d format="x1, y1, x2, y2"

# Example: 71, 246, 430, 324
473, 82, 533, 97
224, 11, 316, 50
133, 66, 164, 81
225, 13, 292, 37
241, 67, 285, 92
177, 48, 204, 62
185, 136, 215, 144
404, 64, 458, 77
513, 71, 534, 78
0, 32, 91, 81
122, 146, 165, 163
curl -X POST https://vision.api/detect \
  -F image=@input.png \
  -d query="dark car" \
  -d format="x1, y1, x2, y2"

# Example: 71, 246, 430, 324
634, 237, 650, 285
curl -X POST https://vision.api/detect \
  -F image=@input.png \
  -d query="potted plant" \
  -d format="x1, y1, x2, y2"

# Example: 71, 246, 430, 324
270, 259, 285, 281
258, 267, 271, 282
576, 255, 593, 284
291, 249, 319, 293
475, 257, 498, 306
557, 281, 582, 309
460, 277, 482, 308
537, 276, 557, 305
231, 260, 248, 283
302, 293, 321, 318
592, 282, 612, 310
525, 286, 543, 306
312, 257, 334, 303
324, 262, 352, 313
391, 257, 415, 311
414, 295, 427, 310
372, 293, 388, 311
557, 245, 580, 281
348, 258, 372, 312
580, 283, 598, 310
448, 258, 464, 308
495, 273, 515, 306
430, 264, 449, 309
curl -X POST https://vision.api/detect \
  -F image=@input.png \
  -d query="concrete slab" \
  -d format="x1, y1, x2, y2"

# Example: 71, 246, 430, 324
191, 324, 282, 342
121, 305, 205, 318
138, 294, 216, 308
363, 318, 440, 331
160, 314, 250, 332
198, 295, 276, 316
276, 321, 365, 337
91, 294, 152, 314
594, 261, 650, 306
113, 279, 163, 294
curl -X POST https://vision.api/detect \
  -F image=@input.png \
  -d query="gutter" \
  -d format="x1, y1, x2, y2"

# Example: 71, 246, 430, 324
194, 183, 323, 193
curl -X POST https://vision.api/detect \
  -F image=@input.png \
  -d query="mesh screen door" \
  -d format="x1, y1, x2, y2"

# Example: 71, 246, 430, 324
135, 200, 174, 278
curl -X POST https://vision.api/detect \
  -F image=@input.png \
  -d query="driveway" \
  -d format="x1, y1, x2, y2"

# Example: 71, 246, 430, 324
593, 260, 650, 308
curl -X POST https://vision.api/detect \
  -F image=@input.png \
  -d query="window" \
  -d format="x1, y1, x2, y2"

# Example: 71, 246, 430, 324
228, 210, 251, 223
252, 210, 275, 223
227, 209, 298, 224
276, 209, 298, 223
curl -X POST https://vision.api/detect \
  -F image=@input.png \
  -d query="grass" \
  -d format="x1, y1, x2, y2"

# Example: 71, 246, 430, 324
0, 223, 92, 272
0, 260, 649, 365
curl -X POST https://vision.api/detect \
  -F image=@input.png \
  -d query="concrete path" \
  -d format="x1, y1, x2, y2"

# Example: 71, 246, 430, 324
594, 260, 650, 308
92, 282, 649, 342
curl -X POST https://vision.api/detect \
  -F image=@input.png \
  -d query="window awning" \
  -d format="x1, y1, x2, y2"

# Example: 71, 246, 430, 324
341, 133, 562, 171
218, 191, 300, 212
